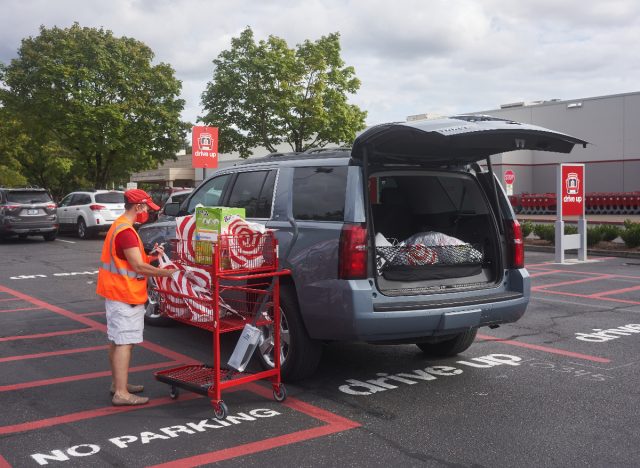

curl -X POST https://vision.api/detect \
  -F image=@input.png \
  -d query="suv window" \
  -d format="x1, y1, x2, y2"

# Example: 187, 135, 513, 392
187, 174, 231, 213
6, 191, 52, 203
58, 194, 73, 207
227, 170, 275, 218
95, 192, 124, 204
292, 166, 347, 221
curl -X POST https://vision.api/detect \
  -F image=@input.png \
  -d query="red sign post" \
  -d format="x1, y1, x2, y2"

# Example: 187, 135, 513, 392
192, 126, 219, 169
560, 164, 584, 216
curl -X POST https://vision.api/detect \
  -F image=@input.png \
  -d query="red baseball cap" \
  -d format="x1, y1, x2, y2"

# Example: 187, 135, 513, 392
124, 189, 160, 211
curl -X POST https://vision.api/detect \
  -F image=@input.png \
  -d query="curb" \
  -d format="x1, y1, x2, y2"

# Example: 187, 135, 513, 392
525, 244, 640, 259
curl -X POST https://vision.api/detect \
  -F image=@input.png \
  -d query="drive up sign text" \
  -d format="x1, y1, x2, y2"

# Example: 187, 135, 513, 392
192, 126, 219, 169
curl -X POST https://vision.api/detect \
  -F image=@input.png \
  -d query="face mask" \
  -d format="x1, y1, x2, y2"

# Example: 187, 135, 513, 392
135, 208, 149, 224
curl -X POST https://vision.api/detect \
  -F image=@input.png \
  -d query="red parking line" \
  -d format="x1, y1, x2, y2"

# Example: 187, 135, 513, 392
149, 383, 360, 468
0, 453, 10, 468
0, 345, 109, 363
0, 285, 198, 365
0, 393, 202, 436
0, 307, 42, 313
477, 334, 611, 363
589, 284, 640, 298
0, 361, 178, 392
532, 275, 613, 291
529, 269, 565, 278
0, 328, 96, 342
536, 289, 640, 305
0, 298, 20, 302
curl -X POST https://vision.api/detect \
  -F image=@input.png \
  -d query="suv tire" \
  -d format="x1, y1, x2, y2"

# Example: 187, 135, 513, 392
76, 218, 95, 239
416, 328, 478, 357
256, 286, 322, 382
43, 232, 57, 241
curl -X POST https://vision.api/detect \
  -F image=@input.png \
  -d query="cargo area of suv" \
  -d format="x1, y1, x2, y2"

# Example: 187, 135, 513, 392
370, 170, 501, 294
0, 188, 58, 241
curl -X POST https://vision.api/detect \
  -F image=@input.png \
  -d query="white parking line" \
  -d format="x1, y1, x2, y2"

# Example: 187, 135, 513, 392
55, 239, 76, 244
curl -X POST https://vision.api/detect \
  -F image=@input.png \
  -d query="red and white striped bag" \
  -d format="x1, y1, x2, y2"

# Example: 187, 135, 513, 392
224, 216, 270, 270
175, 214, 197, 263
155, 253, 190, 319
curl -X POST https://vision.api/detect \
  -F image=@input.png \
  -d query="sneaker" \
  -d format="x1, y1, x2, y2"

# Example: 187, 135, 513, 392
110, 383, 144, 395
112, 394, 149, 406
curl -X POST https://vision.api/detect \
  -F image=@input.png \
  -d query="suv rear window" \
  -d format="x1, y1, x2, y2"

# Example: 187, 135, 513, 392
95, 192, 124, 204
6, 191, 52, 203
292, 166, 347, 221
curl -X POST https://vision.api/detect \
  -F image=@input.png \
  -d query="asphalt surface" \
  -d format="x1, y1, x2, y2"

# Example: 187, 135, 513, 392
1, 235, 639, 467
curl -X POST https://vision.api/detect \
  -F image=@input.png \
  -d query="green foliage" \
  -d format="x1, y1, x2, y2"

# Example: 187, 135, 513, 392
596, 224, 621, 242
586, 227, 602, 247
0, 23, 189, 190
201, 27, 367, 157
564, 225, 578, 235
533, 224, 555, 243
621, 221, 640, 248
520, 220, 534, 238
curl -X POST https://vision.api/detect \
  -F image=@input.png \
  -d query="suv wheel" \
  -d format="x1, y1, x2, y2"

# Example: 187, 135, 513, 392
416, 328, 478, 357
43, 232, 57, 242
76, 218, 92, 239
144, 280, 174, 326
255, 287, 322, 381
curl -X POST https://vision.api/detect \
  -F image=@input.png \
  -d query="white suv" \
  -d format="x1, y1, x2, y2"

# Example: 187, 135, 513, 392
57, 190, 125, 239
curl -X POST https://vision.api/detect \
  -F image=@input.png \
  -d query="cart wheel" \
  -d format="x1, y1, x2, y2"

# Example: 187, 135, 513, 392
213, 401, 228, 420
169, 386, 179, 400
273, 384, 287, 402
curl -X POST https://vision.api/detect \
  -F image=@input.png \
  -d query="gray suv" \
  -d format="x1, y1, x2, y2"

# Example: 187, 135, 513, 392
139, 115, 586, 380
0, 187, 58, 241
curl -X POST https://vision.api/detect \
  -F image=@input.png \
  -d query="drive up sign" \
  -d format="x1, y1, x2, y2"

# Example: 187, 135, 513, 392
192, 126, 219, 168
555, 163, 586, 263
560, 164, 584, 216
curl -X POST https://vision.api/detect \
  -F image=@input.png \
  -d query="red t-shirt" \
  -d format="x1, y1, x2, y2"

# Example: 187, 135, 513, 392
114, 229, 139, 261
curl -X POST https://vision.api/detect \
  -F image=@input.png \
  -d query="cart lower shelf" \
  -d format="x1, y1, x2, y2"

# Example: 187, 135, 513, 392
155, 364, 286, 419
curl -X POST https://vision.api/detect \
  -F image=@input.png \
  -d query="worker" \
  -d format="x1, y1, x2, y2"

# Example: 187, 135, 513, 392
96, 188, 178, 406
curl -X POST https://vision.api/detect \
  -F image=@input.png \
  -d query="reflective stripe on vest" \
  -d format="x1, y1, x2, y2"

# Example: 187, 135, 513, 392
103, 222, 144, 280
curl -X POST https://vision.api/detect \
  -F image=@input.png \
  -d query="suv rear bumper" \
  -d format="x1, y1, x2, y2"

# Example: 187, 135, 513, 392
1, 223, 58, 236
300, 269, 530, 342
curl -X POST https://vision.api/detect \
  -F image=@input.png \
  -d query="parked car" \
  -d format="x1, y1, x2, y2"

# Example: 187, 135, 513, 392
138, 115, 587, 381
146, 187, 193, 223
0, 187, 58, 241
156, 189, 193, 222
57, 190, 125, 239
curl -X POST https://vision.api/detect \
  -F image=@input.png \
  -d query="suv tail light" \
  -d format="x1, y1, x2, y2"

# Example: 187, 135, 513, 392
506, 219, 524, 269
339, 223, 368, 279
89, 204, 106, 211
46, 203, 57, 210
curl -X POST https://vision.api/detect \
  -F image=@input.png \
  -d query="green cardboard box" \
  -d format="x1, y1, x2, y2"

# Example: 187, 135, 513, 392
194, 206, 245, 264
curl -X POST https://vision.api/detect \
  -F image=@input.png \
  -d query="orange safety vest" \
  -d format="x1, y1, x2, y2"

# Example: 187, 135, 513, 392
96, 215, 149, 304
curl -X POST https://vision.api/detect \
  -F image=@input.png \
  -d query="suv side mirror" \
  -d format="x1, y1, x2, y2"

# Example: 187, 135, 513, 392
163, 202, 180, 217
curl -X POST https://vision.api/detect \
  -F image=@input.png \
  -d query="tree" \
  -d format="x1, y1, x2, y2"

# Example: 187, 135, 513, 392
201, 27, 367, 157
0, 24, 190, 190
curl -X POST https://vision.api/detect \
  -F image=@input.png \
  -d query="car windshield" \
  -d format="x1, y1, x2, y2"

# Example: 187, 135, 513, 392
6, 191, 52, 203
95, 192, 124, 204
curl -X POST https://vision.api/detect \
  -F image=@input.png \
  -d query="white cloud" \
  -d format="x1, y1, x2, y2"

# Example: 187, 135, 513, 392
1, 0, 639, 127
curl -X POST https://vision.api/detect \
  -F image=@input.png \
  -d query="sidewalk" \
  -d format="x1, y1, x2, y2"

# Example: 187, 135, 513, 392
517, 214, 640, 226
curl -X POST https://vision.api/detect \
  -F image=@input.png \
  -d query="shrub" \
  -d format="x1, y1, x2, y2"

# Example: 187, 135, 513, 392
586, 227, 602, 247
533, 224, 555, 243
597, 224, 621, 242
564, 225, 578, 235
621, 224, 640, 248
521, 220, 534, 238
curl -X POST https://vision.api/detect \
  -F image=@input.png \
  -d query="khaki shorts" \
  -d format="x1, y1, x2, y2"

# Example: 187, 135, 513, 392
105, 299, 145, 345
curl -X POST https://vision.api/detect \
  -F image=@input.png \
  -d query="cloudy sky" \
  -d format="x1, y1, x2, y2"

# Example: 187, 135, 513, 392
2, 0, 640, 127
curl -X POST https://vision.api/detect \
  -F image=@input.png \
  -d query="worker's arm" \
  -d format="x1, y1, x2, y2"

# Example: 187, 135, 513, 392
123, 247, 177, 277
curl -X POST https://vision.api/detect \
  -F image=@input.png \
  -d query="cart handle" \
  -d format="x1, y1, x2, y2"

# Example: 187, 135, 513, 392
219, 269, 291, 281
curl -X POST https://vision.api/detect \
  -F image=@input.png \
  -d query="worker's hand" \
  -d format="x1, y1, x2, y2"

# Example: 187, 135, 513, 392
151, 242, 165, 256
165, 268, 180, 278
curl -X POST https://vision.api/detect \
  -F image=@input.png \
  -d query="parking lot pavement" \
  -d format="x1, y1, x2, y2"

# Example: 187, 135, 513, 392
1, 239, 639, 467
